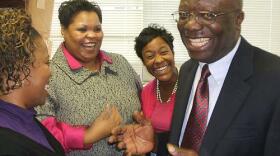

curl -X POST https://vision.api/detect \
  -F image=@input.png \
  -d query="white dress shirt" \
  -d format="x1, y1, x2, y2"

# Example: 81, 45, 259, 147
179, 37, 241, 146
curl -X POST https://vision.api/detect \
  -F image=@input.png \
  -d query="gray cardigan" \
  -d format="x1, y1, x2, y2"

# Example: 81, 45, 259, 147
36, 46, 141, 156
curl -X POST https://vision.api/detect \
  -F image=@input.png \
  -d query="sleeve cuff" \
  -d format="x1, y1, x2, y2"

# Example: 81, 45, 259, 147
41, 117, 93, 152
64, 126, 93, 150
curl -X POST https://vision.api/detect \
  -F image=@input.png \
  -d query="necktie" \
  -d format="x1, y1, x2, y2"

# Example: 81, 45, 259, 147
181, 64, 211, 152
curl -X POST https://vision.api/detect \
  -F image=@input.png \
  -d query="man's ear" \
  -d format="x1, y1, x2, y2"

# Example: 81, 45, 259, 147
235, 11, 244, 31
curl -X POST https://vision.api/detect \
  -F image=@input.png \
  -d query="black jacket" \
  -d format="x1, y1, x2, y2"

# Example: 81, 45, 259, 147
0, 119, 65, 156
169, 37, 280, 156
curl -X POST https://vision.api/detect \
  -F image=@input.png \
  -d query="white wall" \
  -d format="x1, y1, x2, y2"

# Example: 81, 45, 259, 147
49, 0, 280, 82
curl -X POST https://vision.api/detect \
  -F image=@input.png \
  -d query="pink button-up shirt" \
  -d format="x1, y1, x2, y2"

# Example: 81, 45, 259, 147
62, 44, 112, 70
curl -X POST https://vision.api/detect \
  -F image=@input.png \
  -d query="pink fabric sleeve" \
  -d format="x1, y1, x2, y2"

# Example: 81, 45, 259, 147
41, 117, 92, 153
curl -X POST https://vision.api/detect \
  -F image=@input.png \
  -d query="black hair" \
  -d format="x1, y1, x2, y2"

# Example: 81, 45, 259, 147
58, 0, 102, 28
134, 24, 174, 62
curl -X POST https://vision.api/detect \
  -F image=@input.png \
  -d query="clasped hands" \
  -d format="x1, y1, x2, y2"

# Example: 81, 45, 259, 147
108, 111, 198, 156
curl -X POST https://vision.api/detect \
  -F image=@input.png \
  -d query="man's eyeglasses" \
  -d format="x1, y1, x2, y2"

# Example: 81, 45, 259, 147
171, 10, 240, 25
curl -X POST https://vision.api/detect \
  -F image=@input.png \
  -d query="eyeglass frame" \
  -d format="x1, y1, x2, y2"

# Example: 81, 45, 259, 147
171, 9, 240, 25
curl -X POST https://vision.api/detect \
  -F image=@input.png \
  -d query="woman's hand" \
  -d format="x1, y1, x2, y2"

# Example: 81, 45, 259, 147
108, 111, 154, 155
84, 105, 122, 145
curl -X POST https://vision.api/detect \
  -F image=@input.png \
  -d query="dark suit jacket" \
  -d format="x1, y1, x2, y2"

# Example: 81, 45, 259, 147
0, 119, 65, 156
169, 37, 280, 156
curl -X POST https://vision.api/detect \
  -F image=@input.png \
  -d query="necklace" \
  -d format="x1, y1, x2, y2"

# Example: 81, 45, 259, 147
156, 79, 178, 103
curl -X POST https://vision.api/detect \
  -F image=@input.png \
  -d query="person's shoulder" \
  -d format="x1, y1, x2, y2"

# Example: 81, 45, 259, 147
254, 47, 280, 60
252, 46, 280, 70
0, 128, 64, 156
181, 59, 196, 67
179, 59, 197, 72
51, 45, 64, 61
241, 37, 280, 67
141, 79, 156, 109
103, 51, 127, 61
0, 128, 24, 148
0, 127, 22, 139
102, 51, 133, 70
143, 79, 156, 92
49, 47, 66, 70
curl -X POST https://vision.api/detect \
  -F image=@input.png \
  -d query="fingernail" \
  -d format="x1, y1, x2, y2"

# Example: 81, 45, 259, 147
167, 144, 175, 153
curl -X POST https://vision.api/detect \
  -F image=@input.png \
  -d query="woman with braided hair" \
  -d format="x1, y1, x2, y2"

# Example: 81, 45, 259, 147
0, 8, 121, 155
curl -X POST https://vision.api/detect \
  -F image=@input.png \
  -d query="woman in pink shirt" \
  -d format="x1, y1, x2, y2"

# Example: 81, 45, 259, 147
134, 24, 178, 155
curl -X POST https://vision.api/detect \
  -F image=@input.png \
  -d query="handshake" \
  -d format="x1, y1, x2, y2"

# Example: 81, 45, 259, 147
107, 111, 198, 156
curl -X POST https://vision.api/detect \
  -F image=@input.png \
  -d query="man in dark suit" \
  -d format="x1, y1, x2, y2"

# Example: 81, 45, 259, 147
109, 0, 280, 155
169, 0, 280, 155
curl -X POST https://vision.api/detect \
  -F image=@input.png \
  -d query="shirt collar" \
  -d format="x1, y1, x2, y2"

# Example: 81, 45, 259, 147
0, 99, 36, 122
199, 37, 241, 84
62, 44, 113, 70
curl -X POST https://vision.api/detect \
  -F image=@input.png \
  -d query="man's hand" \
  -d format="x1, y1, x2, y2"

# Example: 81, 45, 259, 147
108, 111, 154, 155
167, 144, 198, 156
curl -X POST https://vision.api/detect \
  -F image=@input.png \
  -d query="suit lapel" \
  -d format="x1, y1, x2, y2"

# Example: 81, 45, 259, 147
170, 60, 198, 145
200, 37, 254, 155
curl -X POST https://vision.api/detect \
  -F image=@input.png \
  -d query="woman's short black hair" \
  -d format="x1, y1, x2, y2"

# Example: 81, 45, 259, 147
58, 0, 102, 28
134, 24, 174, 62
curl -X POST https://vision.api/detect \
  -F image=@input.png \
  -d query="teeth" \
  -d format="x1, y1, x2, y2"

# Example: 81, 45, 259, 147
189, 38, 210, 47
83, 43, 96, 47
155, 65, 167, 72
